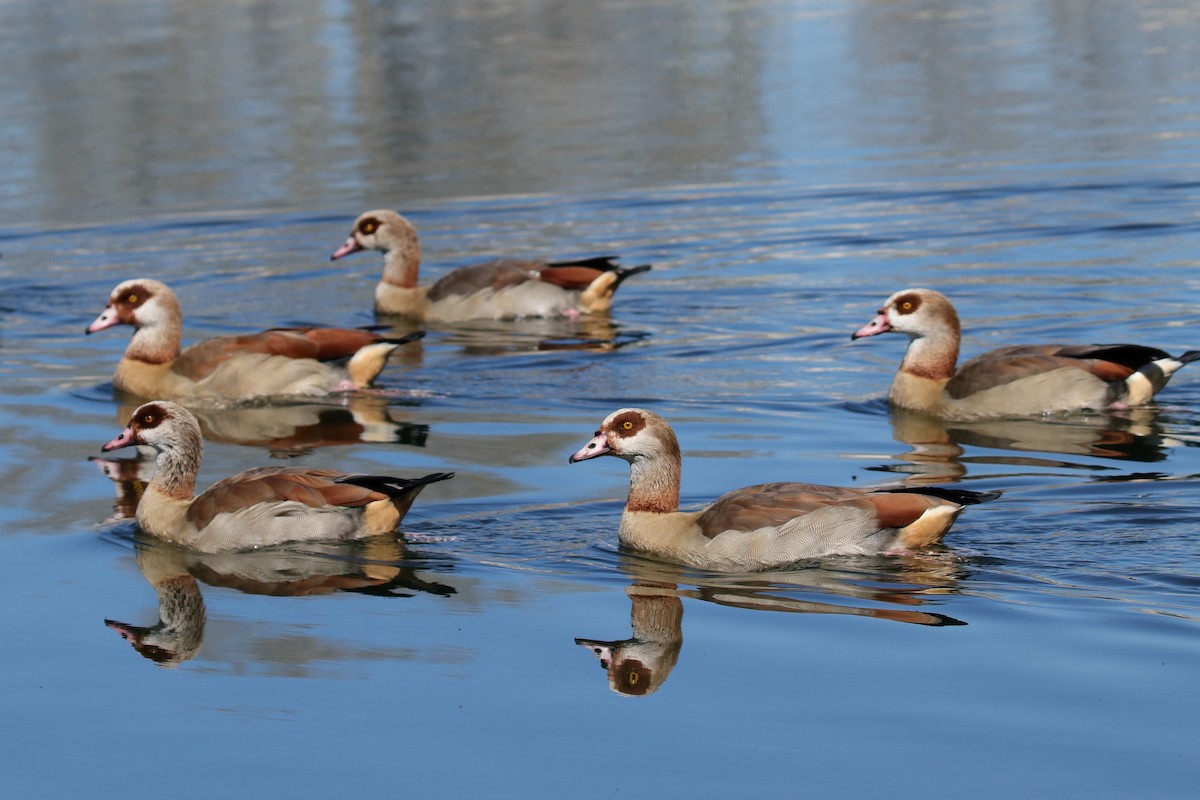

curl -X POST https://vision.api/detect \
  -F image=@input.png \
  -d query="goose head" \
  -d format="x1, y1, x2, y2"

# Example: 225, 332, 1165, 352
569, 408, 680, 466
87, 279, 180, 335
103, 401, 202, 460
330, 209, 419, 260
852, 288, 961, 342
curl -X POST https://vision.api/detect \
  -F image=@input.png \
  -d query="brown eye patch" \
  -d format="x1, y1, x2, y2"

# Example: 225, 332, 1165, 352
135, 403, 167, 430
615, 658, 653, 696
359, 217, 379, 236
893, 293, 922, 315
609, 411, 645, 438
117, 284, 151, 308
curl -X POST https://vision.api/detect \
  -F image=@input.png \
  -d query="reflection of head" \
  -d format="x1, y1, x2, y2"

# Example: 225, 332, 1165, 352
576, 638, 676, 697
576, 586, 683, 697
105, 573, 205, 668
105, 617, 201, 667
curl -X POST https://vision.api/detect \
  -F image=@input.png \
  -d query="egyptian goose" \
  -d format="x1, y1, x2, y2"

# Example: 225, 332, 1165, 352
101, 401, 454, 552
87, 278, 421, 403
329, 209, 651, 321
568, 408, 994, 570
852, 288, 1200, 420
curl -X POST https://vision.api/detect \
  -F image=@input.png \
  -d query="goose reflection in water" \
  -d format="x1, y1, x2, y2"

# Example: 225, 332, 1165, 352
424, 314, 649, 357
116, 395, 429, 457
576, 554, 967, 697
105, 533, 456, 667
878, 406, 1175, 486
91, 454, 154, 524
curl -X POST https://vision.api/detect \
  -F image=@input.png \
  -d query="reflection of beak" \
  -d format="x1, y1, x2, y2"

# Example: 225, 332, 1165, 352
574, 638, 618, 668
86, 306, 121, 334
568, 432, 611, 463
330, 236, 363, 260
105, 619, 145, 645
851, 311, 891, 340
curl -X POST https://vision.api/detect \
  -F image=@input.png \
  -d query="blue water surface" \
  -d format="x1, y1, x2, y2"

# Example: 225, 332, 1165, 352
1, 1, 1199, 798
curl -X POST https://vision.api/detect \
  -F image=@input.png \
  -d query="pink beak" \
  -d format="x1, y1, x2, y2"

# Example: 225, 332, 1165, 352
569, 432, 611, 463
330, 236, 363, 260
102, 426, 138, 452
851, 311, 892, 340
86, 306, 121, 335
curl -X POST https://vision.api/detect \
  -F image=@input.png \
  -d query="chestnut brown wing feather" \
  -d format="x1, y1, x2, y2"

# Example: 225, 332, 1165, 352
187, 467, 386, 529
534, 257, 625, 290
533, 266, 606, 290
859, 492, 946, 529
173, 328, 387, 380
287, 327, 389, 360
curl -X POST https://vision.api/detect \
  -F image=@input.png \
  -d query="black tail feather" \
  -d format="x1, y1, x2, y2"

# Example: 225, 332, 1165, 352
612, 263, 653, 290
380, 330, 425, 346
1067, 343, 1173, 369
336, 471, 454, 497
879, 486, 1001, 506
545, 255, 622, 270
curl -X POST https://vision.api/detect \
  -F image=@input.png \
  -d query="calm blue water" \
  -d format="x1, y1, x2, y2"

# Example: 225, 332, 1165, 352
2, 1, 1200, 797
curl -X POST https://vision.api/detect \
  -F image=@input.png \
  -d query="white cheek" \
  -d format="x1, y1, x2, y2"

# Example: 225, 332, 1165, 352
622, 429, 652, 450
890, 309, 912, 329
137, 300, 169, 325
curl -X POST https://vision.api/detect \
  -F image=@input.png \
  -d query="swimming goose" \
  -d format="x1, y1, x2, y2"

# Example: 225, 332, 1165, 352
330, 209, 651, 321
101, 401, 454, 552
87, 278, 422, 403
852, 288, 1200, 420
568, 408, 994, 570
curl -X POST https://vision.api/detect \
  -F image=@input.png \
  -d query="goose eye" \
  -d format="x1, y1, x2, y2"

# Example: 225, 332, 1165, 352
900, 301, 913, 311
126, 294, 138, 304
361, 221, 377, 235
143, 414, 154, 424
621, 420, 634, 430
